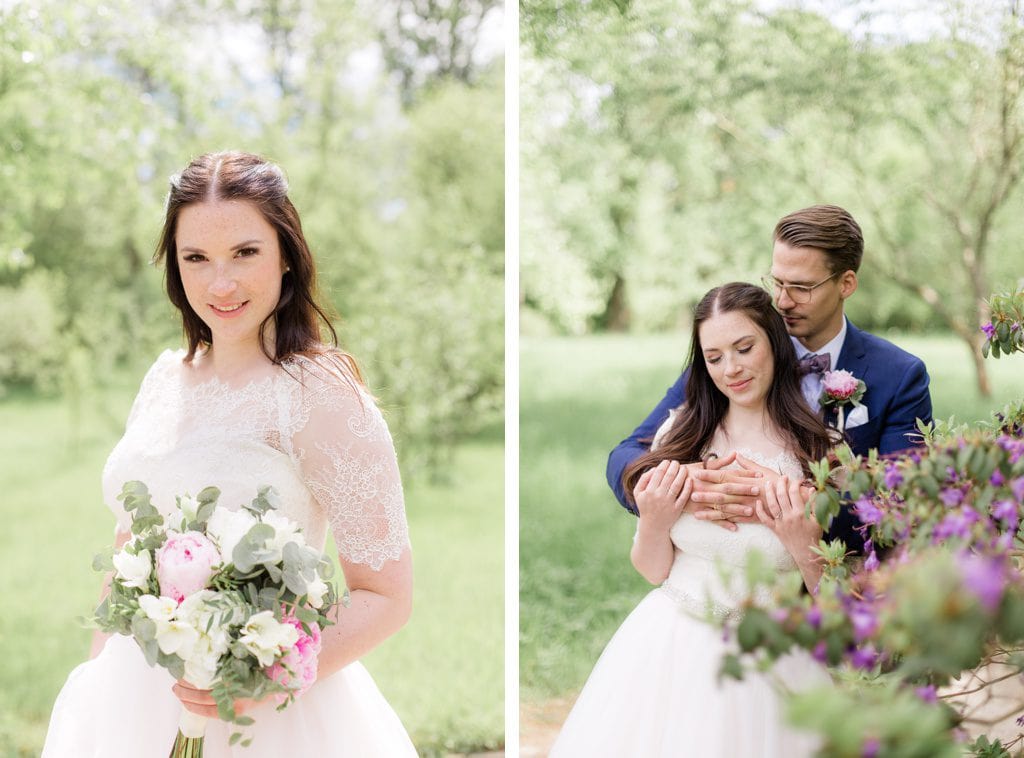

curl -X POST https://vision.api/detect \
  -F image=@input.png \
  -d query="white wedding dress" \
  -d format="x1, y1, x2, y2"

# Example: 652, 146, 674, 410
550, 449, 830, 758
42, 349, 417, 757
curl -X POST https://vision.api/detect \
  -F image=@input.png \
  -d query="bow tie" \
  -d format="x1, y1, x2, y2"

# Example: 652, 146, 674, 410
798, 353, 831, 377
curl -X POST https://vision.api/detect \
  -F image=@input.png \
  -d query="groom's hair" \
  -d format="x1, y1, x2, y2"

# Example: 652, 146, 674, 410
774, 205, 863, 274
622, 283, 835, 501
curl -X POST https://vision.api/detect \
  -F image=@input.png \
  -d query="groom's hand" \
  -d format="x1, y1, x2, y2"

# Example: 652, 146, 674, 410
686, 453, 763, 530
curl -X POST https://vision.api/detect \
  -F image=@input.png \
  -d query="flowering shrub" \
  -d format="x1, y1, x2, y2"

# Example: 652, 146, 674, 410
715, 339, 1024, 755
981, 289, 1024, 359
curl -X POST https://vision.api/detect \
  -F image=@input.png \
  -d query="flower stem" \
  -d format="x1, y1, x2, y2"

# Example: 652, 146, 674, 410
168, 731, 204, 758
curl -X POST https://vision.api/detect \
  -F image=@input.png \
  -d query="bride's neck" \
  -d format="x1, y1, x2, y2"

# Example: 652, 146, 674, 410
194, 340, 276, 384
720, 404, 777, 446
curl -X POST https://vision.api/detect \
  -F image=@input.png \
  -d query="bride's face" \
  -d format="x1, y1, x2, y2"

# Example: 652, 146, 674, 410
699, 310, 774, 410
175, 199, 287, 352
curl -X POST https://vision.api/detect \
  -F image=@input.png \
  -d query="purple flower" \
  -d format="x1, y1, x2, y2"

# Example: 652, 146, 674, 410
883, 462, 903, 489
865, 549, 880, 571
991, 469, 1006, 487
861, 737, 881, 758
933, 508, 979, 542
807, 605, 822, 630
850, 603, 878, 642
939, 486, 965, 507
958, 552, 1007, 612
849, 644, 879, 670
1017, 714, 1024, 727
812, 640, 828, 663
854, 496, 883, 526
981, 322, 996, 339
915, 684, 938, 704
1012, 477, 1024, 503
992, 499, 1019, 531
999, 437, 1024, 464
770, 607, 789, 624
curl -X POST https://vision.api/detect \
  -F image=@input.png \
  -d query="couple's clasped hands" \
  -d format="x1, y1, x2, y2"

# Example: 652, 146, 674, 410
633, 455, 821, 548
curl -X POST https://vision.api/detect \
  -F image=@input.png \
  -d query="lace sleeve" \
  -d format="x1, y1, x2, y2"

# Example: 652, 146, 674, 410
292, 362, 410, 571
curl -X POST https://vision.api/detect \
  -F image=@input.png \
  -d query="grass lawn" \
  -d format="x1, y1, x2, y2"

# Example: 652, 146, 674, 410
0, 377, 502, 757
519, 332, 1024, 704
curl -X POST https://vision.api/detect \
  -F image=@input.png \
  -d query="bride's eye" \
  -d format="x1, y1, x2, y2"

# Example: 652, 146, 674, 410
236, 247, 259, 257
738, 346, 752, 354
182, 253, 206, 263
706, 355, 721, 364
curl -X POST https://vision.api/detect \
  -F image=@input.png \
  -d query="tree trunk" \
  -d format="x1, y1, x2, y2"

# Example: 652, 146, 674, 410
969, 333, 993, 399
601, 273, 631, 332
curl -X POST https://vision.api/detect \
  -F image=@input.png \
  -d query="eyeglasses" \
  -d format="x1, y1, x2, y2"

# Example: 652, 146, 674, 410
761, 272, 840, 304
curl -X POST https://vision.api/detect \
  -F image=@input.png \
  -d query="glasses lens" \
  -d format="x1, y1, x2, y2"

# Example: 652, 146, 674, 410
790, 285, 811, 304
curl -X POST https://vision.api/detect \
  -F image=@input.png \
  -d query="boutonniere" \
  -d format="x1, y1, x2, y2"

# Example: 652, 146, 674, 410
818, 369, 867, 434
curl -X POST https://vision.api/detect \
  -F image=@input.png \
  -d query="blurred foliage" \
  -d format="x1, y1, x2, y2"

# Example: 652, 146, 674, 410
521, 0, 1024, 395
982, 288, 1024, 359
0, 0, 503, 475
718, 376, 1024, 753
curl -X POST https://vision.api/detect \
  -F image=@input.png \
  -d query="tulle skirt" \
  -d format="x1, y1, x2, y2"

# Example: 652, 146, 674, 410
42, 634, 417, 757
550, 587, 830, 758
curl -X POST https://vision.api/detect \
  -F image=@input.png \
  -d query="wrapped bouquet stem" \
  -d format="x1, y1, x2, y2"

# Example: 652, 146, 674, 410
169, 710, 208, 757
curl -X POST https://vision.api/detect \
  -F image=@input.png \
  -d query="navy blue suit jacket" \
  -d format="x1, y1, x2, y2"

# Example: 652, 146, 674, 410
606, 319, 933, 551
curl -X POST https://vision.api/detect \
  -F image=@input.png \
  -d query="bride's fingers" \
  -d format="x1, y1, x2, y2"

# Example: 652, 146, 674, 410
764, 478, 784, 520
647, 460, 671, 490
753, 497, 773, 528
673, 477, 694, 511
665, 464, 688, 499
633, 468, 655, 498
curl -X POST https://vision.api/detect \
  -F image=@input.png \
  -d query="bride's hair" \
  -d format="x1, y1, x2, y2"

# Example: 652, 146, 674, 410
153, 150, 363, 383
622, 282, 834, 502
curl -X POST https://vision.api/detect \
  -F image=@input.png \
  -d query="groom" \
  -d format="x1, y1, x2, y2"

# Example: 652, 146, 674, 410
606, 204, 933, 549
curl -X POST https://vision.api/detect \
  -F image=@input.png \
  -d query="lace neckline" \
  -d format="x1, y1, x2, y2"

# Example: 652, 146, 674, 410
163, 348, 303, 396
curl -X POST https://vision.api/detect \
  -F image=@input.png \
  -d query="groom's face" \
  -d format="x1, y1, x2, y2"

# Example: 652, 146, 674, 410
770, 241, 852, 352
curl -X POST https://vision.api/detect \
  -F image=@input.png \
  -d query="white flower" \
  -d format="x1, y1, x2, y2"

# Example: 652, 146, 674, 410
138, 594, 177, 622
178, 494, 199, 523
113, 548, 152, 589
154, 619, 199, 659
183, 637, 221, 689
176, 589, 217, 624
305, 575, 329, 609
206, 508, 258, 564
262, 511, 306, 561
239, 610, 300, 666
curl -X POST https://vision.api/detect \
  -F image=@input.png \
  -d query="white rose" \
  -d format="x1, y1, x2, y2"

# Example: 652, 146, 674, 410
305, 575, 329, 609
206, 508, 258, 564
239, 610, 300, 666
154, 619, 199, 658
138, 594, 177, 622
183, 637, 221, 689
113, 548, 152, 589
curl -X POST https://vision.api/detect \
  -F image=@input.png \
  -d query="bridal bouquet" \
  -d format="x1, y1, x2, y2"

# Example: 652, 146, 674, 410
92, 481, 340, 756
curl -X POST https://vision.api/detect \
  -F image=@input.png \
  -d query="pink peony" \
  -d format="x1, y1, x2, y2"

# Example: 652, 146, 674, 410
822, 369, 859, 400
156, 531, 222, 603
266, 615, 322, 703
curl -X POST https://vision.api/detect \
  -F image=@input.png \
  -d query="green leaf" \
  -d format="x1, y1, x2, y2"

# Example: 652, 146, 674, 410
719, 653, 744, 681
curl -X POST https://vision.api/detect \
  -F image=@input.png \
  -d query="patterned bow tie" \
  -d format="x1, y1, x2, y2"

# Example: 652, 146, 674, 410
798, 353, 831, 377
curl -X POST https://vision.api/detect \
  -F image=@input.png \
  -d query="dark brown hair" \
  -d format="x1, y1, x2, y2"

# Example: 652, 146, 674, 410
153, 151, 362, 381
622, 283, 834, 502
773, 204, 863, 274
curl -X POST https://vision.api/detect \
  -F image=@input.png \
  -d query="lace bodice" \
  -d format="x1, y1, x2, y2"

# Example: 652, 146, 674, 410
657, 443, 805, 616
102, 349, 409, 571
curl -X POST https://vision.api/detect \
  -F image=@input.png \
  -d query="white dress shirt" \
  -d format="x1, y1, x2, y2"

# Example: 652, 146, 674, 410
793, 319, 847, 411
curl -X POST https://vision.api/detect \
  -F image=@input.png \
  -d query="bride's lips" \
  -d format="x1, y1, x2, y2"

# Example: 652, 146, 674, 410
209, 301, 250, 318
728, 378, 753, 391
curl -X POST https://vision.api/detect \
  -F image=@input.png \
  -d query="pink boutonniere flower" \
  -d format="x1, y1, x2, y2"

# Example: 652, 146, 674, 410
818, 369, 867, 433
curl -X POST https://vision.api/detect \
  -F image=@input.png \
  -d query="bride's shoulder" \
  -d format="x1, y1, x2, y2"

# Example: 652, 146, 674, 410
284, 347, 369, 404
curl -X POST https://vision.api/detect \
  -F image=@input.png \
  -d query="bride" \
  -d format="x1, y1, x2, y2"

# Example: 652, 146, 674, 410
42, 151, 417, 756
550, 282, 836, 757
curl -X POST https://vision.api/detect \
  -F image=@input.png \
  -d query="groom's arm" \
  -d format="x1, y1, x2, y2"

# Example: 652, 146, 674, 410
606, 371, 689, 514
877, 358, 932, 456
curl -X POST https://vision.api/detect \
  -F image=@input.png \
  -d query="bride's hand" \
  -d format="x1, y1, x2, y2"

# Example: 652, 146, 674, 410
755, 475, 822, 556
633, 460, 693, 533
172, 679, 264, 720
